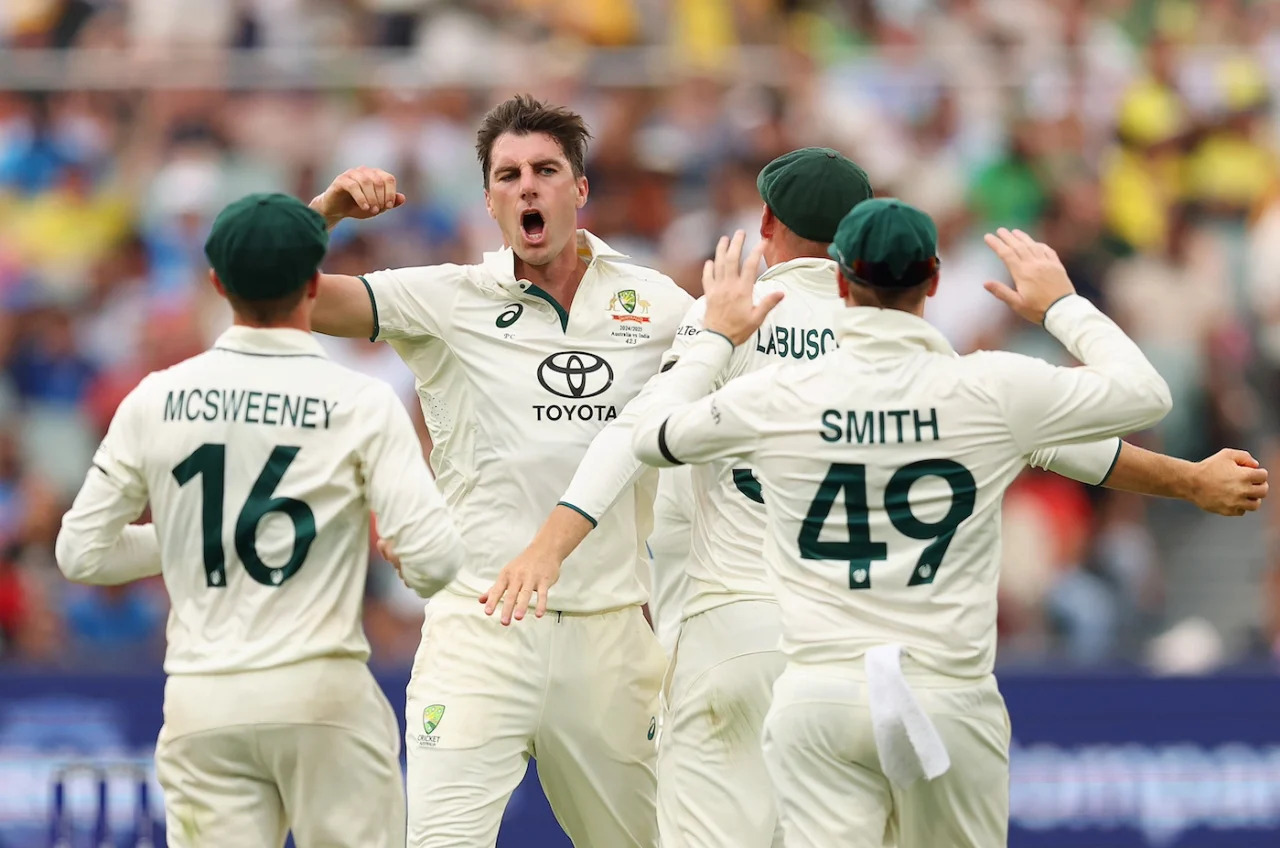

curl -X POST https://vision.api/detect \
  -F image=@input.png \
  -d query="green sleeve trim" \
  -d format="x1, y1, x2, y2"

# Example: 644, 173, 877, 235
701, 329, 735, 348
525, 284, 570, 332
1098, 440, 1123, 486
358, 275, 380, 342
1040, 293, 1075, 327
556, 501, 598, 528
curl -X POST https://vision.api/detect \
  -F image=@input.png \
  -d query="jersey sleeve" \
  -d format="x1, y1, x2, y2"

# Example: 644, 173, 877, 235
980, 295, 1172, 454
55, 382, 162, 585
359, 265, 461, 342
632, 356, 777, 468
1028, 438, 1123, 486
559, 327, 736, 522
358, 383, 465, 597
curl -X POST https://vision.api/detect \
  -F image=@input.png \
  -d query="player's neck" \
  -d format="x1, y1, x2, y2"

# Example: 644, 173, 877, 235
514, 239, 588, 308
231, 314, 312, 333
766, 244, 828, 267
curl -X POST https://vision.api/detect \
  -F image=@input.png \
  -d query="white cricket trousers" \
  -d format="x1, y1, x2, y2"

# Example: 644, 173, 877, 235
761, 661, 1011, 848
657, 598, 786, 848
155, 656, 405, 848
404, 590, 667, 848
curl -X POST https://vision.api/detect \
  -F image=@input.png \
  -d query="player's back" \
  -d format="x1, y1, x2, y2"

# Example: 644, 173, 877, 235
743, 306, 1168, 679
116, 328, 409, 675
681, 257, 842, 619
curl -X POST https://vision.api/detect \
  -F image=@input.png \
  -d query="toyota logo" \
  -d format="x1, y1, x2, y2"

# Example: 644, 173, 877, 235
537, 351, 614, 399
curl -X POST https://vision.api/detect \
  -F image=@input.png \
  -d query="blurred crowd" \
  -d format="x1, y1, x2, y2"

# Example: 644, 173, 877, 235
1, 0, 1280, 671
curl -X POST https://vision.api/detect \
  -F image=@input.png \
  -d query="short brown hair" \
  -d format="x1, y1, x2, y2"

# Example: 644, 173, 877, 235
475, 94, 592, 189
226, 287, 308, 325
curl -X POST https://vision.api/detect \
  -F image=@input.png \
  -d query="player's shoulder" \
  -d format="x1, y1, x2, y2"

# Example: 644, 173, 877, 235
588, 235, 692, 306
363, 262, 474, 289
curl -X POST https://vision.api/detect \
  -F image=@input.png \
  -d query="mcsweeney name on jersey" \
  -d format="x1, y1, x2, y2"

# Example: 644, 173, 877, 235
756, 326, 836, 361
821, 408, 941, 445
163, 389, 338, 430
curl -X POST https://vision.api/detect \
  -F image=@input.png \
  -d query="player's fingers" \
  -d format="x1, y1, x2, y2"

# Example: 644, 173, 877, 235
512, 585, 534, 623
995, 228, 1026, 259
1245, 467, 1269, 484
483, 575, 508, 614
724, 229, 746, 278
535, 581, 550, 618
500, 579, 523, 625
712, 235, 730, 281
393, 192, 407, 209
983, 233, 1016, 265
983, 280, 1020, 308
380, 171, 398, 209
752, 291, 786, 323
1011, 229, 1039, 254
702, 259, 716, 294
1224, 449, 1260, 468
339, 175, 373, 212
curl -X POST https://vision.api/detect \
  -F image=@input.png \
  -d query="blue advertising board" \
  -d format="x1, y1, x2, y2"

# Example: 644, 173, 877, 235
1, 670, 1277, 847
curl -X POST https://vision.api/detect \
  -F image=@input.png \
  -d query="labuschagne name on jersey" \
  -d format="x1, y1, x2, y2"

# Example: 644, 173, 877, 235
756, 325, 836, 361
821, 407, 941, 445
607, 288, 652, 344
534, 350, 619, 423
163, 388, 337, 429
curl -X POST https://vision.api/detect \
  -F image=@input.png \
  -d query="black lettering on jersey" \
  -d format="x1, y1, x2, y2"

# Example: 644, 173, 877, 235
820, 408, 941, 444
301, 397, 319, 429
163, 388, 336, 430
244, 391, 263, 424
533, 404, 617, 422
757, 327, 833, 361
164, 390, 185, 421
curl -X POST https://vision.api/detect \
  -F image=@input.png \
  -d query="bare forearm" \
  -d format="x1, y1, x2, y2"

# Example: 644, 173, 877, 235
1101, 443, 1193, 499
532, 505, 596, 561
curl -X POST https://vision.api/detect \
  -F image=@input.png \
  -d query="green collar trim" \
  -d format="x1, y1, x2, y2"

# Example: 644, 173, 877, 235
525, 284, 570, 332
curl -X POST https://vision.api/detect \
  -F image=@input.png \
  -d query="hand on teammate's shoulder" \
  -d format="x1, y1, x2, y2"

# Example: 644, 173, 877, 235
981, 227, 1076, 325
309, 166, 408, 228
702, 229, 783, 346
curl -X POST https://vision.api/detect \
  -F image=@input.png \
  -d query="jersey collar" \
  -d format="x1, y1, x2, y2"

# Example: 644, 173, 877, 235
757, 257, 838, 294
212, 326, 329, 359
835, 307, 956, 360
483, 229, 627, 299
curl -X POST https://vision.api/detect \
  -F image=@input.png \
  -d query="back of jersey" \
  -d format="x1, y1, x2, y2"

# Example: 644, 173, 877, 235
682, 258, 842, 619
105, 330, 402, 675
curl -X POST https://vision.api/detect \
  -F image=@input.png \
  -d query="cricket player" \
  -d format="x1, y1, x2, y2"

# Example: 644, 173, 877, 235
305, 95, 692, 848
632, 200, 1175, 847
495, 150, 1267, 848
54, 193, 465, 848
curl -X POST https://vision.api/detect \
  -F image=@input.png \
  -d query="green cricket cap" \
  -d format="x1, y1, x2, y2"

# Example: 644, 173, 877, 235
204, 193, 329, 300
828, 197, 940, 289
756, 147, 873, 243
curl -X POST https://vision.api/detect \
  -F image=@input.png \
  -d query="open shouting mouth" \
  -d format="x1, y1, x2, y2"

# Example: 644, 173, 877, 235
520, 209, 546, 245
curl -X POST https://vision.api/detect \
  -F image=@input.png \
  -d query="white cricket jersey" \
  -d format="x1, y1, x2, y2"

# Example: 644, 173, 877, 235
562, 258, 1124, 624
55, 327, 465, 676
360, 230, 693, 613
635, 295, 1171, 678
648, 465, 693, 654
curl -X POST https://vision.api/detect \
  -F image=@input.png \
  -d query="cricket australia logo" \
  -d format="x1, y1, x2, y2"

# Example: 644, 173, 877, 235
416, 704, 446, 748
608, 289, 651, 324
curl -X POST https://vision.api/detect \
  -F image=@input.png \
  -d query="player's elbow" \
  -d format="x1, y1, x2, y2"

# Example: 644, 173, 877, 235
1124, 370, 1174, 430
54, 525, 105, 584
631, 420, 679, 469
400, 531, 466, 598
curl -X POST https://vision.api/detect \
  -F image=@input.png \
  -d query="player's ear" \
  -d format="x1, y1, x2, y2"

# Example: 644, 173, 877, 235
208, 269, 227, 297
304, 273, 320, 300
926, 272, 940, 298
576, 174, 589, 209
484, 187, 495, 221
760, 205, 774, 241
836, 269, 850, 300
